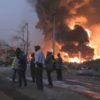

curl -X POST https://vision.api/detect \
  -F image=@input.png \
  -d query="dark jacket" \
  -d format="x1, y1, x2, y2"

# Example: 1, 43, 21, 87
30, 57, 35, 68
56, 57, 62, 69
45, 54, 55, 71
18, 52, 27, 70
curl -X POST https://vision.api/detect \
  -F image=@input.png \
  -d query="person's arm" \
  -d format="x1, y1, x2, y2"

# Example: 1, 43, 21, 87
42, 52, 45, 65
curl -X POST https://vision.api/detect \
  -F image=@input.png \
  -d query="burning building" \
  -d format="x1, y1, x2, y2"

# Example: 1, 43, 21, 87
28, 0, 100, 62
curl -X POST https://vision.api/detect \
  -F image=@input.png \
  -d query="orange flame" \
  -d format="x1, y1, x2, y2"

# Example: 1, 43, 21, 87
90, 24, 100, 59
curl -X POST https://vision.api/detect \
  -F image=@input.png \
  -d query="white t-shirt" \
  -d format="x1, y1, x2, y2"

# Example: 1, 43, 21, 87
35, 50, 45, 64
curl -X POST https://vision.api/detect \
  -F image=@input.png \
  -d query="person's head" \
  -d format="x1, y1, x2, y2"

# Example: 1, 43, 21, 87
46, 51, 51, 57
47, 49, 53, 56
31, 52, 35, 58
57, 53, 61, 57
34, 45, 40, 52
51, 54, 55, 60
15, 48, 21, 56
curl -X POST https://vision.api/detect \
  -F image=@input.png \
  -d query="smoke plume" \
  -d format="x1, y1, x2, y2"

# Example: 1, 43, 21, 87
28, 0, 100, 60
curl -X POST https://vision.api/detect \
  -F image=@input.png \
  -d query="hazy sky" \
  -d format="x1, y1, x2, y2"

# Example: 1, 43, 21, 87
0, 0, 43, 46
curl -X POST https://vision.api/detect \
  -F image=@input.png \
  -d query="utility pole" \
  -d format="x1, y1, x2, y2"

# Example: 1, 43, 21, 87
52, 16, 55, 56
26, 23, 29, 56
21, 25, 25, 52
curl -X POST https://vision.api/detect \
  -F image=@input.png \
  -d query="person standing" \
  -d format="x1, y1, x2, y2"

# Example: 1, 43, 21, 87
45, 51, 54, 87
16, 48, 27, 87
34, 46, 45, 90
56, 53, 63, 81
30, 53, 35, 82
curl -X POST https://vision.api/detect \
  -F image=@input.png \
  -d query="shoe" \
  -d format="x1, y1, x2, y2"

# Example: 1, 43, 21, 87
18, 84, 22, 88
32, 80, 35, 83
47, 84, 53, 88
18, 85, 22, 88
37, 87, 43, 91
24, 83, 27, 87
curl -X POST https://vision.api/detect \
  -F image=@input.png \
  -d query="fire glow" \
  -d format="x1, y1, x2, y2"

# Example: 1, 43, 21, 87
53, 24, 100, 63
60, 24, 100, 62
57, 24, 95, 63
42, 22, 100, 63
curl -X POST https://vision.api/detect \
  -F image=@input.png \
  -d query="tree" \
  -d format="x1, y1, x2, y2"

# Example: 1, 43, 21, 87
0, 40, 15, 66
12, 22, 30, 55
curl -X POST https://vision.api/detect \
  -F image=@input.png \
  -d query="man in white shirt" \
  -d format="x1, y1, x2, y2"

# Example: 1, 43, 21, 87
34, 45, 45, 90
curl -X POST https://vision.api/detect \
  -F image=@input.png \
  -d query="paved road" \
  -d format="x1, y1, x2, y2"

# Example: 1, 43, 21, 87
0, 67, 100, 100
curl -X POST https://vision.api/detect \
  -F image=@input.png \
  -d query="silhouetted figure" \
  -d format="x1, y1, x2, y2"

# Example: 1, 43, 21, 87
45, 51, 54, 87
34, 46, 45, 90
56, 53, 63, 81
30, 53, 35, 82
16, 48, 27, 87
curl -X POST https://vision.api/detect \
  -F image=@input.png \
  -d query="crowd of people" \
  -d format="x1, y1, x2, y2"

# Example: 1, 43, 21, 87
11, 45, 63, 90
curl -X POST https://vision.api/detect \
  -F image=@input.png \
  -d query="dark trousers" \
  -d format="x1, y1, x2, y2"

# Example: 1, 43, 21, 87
56, 69, 62, 80
12, 69, 17, 83
46, 70, 53, 86
18, 69, 27, 87
30, 66, 35, 82
35, 63, 43, 90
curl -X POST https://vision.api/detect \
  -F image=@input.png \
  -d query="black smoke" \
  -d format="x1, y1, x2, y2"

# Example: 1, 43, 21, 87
58, 25, 94, 59
27, 0, 99, 60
